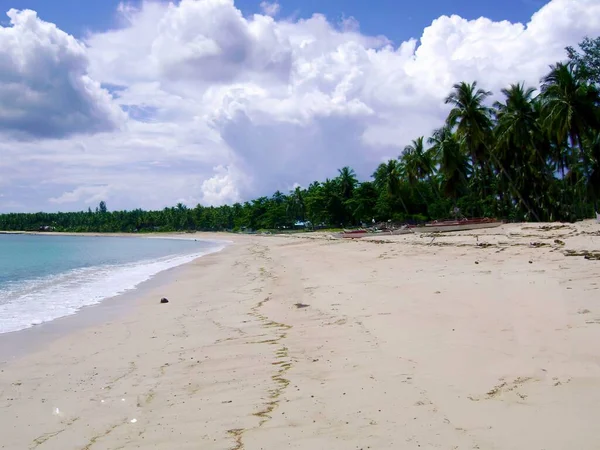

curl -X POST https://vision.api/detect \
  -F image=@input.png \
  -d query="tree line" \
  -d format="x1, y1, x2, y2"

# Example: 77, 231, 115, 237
1, 37, 599, 233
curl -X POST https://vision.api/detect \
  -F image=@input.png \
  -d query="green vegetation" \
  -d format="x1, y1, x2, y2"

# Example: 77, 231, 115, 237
1, 38, 599, 233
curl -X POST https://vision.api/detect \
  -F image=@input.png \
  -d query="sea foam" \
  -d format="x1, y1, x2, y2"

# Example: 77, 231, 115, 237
0, 240, 227, 334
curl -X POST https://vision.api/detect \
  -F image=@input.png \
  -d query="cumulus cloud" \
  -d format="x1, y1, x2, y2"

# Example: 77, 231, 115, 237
1, 0, 600, 211
87, 0, 293, 86
200, 164, 245, 205
49, 185, 111, 205
0, 9, 125, 139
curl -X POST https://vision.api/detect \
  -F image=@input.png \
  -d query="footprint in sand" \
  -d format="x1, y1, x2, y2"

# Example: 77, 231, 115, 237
469, 377, 536, 402
325, 318, 348, 326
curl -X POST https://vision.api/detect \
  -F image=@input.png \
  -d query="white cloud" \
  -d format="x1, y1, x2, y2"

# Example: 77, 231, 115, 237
0, 9, 125, 139
49, 185, 111, 205
200, 164, 244, 205
1, 0, 600, 211
87, 0, 293, 86
260, 1, 280, 17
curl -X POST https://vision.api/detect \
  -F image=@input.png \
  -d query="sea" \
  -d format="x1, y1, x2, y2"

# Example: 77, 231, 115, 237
0, 234, 227, 334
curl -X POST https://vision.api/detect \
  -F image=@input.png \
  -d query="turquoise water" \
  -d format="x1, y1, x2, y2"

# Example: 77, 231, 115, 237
0, 234, 227, 334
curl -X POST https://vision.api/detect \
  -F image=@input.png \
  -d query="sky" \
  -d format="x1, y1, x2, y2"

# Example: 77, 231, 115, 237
5, 0, 546, 44
0, 0, 598, 212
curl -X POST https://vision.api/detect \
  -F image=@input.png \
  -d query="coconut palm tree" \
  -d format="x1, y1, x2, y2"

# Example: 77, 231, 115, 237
493, 84, 547, 220
445, 81, 494, 174
372, 159, 408, 214
530, 96, 568, 178
400, 137, 434, 186
541, 62, 600, 214
287, 186, 305, 222
494, 84, 538, 153
336, 166, 358, 200
428, 126, 470, 202
585, 131, 600, 211
541, 62, 600, 162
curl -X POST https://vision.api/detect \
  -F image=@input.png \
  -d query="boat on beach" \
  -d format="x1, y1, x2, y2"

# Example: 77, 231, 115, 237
332, 218, 501, 238
409, 217, 502, 233
338, 229, 369, 238
377, 228, 413, 236
334, 227, 412, 239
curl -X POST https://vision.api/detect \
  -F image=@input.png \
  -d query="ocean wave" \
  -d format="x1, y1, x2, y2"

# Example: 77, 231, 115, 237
0, 241, 227, 334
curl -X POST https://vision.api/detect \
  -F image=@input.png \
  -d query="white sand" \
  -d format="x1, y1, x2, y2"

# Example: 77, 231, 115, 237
1, 222, 599, 449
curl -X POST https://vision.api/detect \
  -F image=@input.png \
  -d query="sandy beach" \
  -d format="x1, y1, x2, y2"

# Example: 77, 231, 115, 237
1, 223, 600, 449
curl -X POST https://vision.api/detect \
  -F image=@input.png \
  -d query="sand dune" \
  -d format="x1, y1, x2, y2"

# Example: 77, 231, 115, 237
1, 222, 599, 449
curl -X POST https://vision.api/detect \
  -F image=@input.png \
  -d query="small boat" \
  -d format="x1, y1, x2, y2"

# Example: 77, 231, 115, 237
409, 218, 502, 233
334, 227, 413, 239
339, 229, 369, 239
371, 227, 413, 236
329, 229, 369, 239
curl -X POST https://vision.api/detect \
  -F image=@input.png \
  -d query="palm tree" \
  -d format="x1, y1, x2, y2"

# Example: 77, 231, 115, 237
428, 126, 470, 202
541, 62, 600, 215
399, 152, 417, 189
445, 81, 493, 209
372, 159, 408, 214
493, 84, 546, 220
445, 81, 494, 173
286, 186, 305, 222
585, 131, 600, 211
532, 96, 567, 178
494, 84, 538, 154
541, 62, 600, 163
304, 181, 327, 226
336, 166, 358, 200
348, 181, 378, 223
400, 137, 434, 187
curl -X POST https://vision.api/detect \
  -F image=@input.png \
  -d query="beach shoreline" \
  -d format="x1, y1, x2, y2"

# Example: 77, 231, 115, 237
0, 233, 233, 342
0, 240, 230, 364
0, 232, 236, 362
1, 222, 600, 449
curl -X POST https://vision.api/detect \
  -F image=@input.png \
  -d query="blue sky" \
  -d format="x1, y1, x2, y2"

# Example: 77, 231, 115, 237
6, 0, 548, 43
